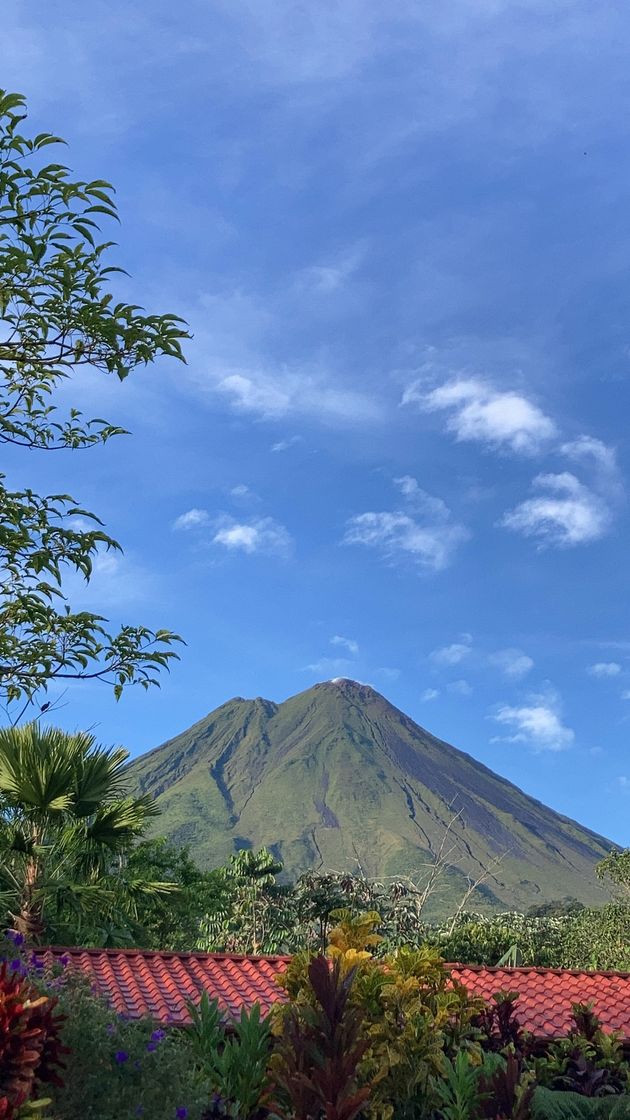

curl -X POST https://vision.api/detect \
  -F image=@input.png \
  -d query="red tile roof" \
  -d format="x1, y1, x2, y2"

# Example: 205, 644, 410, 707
40, 948, 630, 1040
40, 948, 290, 1026
453, 964, 630, 1039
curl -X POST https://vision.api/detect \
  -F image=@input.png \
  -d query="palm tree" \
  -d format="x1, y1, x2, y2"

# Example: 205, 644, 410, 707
0, 723, 167, 943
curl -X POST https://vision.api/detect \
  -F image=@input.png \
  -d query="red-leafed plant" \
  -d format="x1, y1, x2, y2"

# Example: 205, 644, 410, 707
270, 955, 371, 1120
474, 992, 530, 1058
0, 961, 67, 1117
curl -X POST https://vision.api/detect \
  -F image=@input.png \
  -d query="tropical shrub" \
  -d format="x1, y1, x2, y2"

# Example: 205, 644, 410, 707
184, 992, 271, 1119
47, 974, 210, 1120
270, 955, 370, 1120
275, 911, 483, 1120
534, 1004, 630, 1098
531, 1088, 630, 1118
0, 957, 66, 1118
473, 992, 531, 1058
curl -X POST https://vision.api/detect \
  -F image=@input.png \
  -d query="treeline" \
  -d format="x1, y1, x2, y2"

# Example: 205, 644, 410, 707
1, 722, 628, 967
139, 842, 630, 971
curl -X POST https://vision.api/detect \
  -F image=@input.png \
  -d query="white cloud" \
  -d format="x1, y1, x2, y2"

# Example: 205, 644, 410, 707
214, 367, 380, 425
212, 515, 293, 557
421, 688, 440, 701
344, 491, 468, 572
448, 679, 473, 697
66, 550, 155, 611
298, 245, 364, 293
331, 635, 359, 656
493, 700, 574, 751
394, 475, 419, 496
270, 436, 302, 453
431, 635, 473, 666
622, 690, 630, 701
403, 376, 556, 454
374, 666, 400, 682
304, 656, 355, 676
230, 484, 254, 499
172, 508, 210, 531
501, 472, 611, 547
183, 286, 382, 429
488, 648, 534, 679
588, 662, 622, 678
561, 435, 618, 476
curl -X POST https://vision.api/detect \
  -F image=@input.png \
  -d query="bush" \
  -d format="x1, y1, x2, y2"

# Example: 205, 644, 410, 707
48, 975, 210, 1120
274, 911, 483, 1120
0, 956, 66, 1118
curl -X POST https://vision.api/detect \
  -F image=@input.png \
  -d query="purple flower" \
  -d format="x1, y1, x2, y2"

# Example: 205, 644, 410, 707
175, 1110, 188, 1119
59, 953, 70, 968
146, 1041, 157, 1052
9, 959, 26, 976
6, 929, 25, 947
114, 1050, 129, 1064
150, 1028, 165, 1042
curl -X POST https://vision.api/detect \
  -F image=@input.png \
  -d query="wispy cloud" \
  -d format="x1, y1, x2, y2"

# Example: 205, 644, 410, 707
304, 656, 355, 676
212, 515, 293, 557
588, 662, 622, 678
622, 690, 630, 701
488, 648, 534, 679
421, 688, 439, 702
270, 436, 302, 453
172, 508, 210, 531
393, 475, 420, 496
561, 435, 618, 477
344, 489, 468, 572
331, 635, 359, 656
66, 551, 156, 612
374, 666, 400, 682
501, 472, 611, 547
229, 483, 256, 500
173, 505, 292, 558
216, 367, 380, 425
493, 693, 574, 751
448, 678, 473, 697
297, 245, 364, 293
430, 635, 473, 666
402, 376, 557, 455
186, 287, 381, 428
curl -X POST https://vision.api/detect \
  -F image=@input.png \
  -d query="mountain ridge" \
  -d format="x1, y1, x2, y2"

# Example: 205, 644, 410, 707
129, 678, 613, 915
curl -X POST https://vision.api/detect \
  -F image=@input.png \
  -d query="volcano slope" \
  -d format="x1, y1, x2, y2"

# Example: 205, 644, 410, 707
129, 678, 612, 915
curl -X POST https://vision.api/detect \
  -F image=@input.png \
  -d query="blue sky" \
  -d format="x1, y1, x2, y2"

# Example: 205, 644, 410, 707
3, 0, 630, 846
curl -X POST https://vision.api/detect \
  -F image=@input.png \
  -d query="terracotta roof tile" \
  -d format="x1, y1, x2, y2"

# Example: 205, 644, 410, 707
38, 948, 630, 1039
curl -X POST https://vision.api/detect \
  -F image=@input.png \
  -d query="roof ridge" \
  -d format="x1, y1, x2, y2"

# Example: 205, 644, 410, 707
44, 947, 630, 980
448, 962, 630, 979
45, 946, 292, 964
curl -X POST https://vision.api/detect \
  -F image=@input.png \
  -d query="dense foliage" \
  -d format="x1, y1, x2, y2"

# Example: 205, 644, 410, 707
4, 910, 630, 1120
0, 952, 66, 1118
0, 724, 172, 944
0, 89, 187, 717
151, 847, 630, 974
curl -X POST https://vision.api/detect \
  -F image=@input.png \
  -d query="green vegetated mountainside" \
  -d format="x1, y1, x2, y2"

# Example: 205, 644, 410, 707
129, 679, 613, 915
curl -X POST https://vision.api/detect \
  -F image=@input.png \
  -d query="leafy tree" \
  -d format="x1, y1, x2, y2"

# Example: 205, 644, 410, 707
124, 837, 228, 951
0, 722, 170, 942
0, 89, 188, 715
596, 850, 630, 900
196, 847, 296, 954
